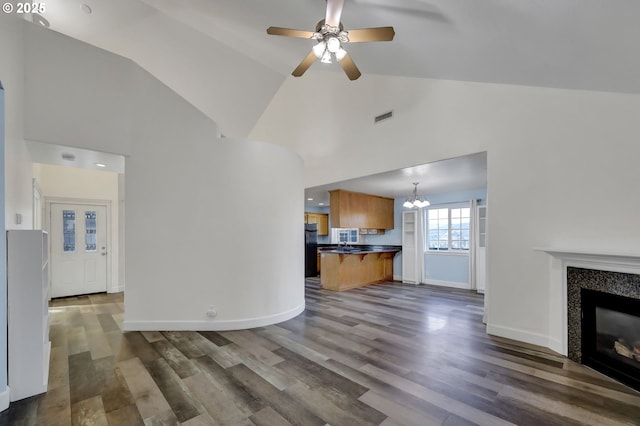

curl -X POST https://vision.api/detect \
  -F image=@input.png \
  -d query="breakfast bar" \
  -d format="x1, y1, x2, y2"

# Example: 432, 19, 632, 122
320, 248, 400, 291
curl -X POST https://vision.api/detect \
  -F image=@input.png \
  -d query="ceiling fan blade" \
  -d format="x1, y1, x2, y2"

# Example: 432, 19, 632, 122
267, 27, 315, 39
292, 51, 318, 77
346, 27, 395, 42
325, 0, 345, 27
338, 53, 361, 81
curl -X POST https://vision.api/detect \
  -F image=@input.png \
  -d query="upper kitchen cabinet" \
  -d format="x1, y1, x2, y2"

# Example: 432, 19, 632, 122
304, 212, 329, 235
329, 189, 394, 229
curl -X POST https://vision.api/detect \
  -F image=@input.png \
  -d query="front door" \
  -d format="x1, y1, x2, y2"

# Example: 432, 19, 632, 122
50, 203, 108, 298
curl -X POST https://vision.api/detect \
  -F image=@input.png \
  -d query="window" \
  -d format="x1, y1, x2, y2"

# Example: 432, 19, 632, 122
85, 211, 97, 252
331, 228, 359, 244
63, 210, 75, 252
427, 207, 470, 251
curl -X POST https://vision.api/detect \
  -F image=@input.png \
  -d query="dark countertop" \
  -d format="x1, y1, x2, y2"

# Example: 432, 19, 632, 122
322, 249, 400, 254
318, 244, 401, 255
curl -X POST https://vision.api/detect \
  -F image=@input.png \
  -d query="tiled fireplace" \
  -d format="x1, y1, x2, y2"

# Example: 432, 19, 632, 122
539, 248, 640, 392
567, 267, 640, 391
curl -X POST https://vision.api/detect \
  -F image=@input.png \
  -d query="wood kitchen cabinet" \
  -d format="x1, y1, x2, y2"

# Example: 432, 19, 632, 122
329, 189, 394, 229
321, 250, 397, 291
304, 212, 329, 235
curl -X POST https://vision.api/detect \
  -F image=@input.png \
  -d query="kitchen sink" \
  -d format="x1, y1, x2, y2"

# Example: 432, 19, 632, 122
336, 247, 363, 253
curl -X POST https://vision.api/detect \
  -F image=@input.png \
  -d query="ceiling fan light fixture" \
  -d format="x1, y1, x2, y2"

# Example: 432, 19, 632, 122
326, 36, 341, 53
32, 13, 50, 28
265, 0, 394, 80
322, 24, 340, 35
312, 40, 326, 58
335, 47, 347, 61
321, 49, 333, 64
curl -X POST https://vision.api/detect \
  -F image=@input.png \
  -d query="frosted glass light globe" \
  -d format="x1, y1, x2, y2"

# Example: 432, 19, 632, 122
326, 37, 341, 53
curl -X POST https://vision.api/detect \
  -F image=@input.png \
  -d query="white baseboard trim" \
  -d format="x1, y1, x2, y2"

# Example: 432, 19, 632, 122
393, 274, 402, 281
108, 285, 124, 293
123, 302, 305, 331
547, 337, 566, 356
487, 323, 556, 350
0, 387, 10, 412
423, 279, 471, 290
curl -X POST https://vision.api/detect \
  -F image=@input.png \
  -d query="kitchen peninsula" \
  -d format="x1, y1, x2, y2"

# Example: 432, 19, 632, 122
320, 246, 401, 291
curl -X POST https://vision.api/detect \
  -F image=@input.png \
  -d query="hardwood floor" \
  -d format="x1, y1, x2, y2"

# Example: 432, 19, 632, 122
2, 278, 639, 425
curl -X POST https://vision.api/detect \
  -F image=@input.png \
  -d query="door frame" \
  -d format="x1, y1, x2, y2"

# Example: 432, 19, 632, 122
44, 197, 112, 296
32, 178, 42, 229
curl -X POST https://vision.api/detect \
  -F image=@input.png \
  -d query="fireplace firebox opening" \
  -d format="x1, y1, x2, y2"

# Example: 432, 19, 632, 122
581, 288, 640, 392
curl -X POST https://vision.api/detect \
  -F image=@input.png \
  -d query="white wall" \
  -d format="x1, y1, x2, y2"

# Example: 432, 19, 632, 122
0, 77, 6, 411
0, 14, 30, 410
33, 2, 286, 139
23, 24, 135, 156
251, 71, 640, 352
251, 73, 486, 187
87, 9, 285, 139
34, 164, 121, 292
2, 16, 32, 231
124, 65, 304, 329
12, 20, 305, 332
118, 174, 125, 293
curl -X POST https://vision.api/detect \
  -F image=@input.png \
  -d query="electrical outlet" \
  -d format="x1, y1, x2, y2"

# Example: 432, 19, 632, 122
206, 306, 217, 318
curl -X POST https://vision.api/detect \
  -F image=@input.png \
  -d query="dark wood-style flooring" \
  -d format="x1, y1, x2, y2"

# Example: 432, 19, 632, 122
2, 278, 639, 425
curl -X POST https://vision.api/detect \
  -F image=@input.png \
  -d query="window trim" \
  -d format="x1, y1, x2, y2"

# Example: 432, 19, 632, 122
424, 249, 469, 256
425, 205, 471, 252
330, 228, 360, 244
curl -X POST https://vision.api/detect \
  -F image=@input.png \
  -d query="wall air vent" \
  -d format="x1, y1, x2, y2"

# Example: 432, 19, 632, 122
374, 110, 393, 124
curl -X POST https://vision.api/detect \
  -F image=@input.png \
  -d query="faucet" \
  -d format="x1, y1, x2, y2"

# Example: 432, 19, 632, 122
338, 241, 352, 251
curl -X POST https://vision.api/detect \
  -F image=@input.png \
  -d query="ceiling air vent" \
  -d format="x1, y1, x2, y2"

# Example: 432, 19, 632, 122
374, 110, 393, 124
61, 153, 76, 161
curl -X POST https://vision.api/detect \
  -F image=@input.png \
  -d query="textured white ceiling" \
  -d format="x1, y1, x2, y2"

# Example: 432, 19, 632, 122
35, 0, 640, 94
22, 0, 636, 198
26, 140, 125, 173
304, 152, 486, 207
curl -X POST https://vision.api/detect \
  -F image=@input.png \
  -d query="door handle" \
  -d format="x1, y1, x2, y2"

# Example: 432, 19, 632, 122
101, 252, 107, 256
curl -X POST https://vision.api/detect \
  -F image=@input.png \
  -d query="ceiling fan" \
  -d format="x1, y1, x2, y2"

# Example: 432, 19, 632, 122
266, 0, 395, 80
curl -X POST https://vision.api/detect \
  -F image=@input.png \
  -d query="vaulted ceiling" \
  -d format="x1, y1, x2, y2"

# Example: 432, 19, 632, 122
31, 0, 640, 139
19, 1, 639, 201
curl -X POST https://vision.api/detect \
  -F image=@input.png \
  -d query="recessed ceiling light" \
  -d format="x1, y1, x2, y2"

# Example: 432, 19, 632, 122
95, 163, 107, 168
80, 3, 92, 14
32, 13, 49, 28
307, 198, 313, 201
61, 153, 75, 161
318, 203, 324, 206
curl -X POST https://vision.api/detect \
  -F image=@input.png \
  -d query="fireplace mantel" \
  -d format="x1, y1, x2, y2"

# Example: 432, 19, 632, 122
535, 247, 640, 356
535, 247, 640, 273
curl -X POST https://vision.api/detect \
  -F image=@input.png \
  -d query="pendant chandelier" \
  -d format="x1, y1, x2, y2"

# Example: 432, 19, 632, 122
403, 182, 430, 208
